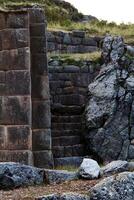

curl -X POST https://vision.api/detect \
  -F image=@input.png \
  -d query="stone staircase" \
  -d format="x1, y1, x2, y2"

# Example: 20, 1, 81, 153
51, 114, 85, 166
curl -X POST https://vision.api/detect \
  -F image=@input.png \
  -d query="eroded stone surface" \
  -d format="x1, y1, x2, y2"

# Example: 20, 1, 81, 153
85, 36, 134, 162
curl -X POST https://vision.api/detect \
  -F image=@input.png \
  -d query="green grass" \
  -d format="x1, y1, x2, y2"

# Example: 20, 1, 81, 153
48, 20, 134, 45
54, 165, 78, 172
49, 51, 101, 62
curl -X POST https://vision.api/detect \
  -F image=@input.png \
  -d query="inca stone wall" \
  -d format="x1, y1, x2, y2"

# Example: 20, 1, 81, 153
47, 30, 100, 54
0, 7, 53, 168
48, 62, 99, 166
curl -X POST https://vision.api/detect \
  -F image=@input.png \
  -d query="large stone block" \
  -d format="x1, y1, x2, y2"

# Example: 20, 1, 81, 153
1, 96, 31, 125
0, 13, 6, 30
32, 100, 51, 129
29, 8, 45, 24
32, 129, 51, 150
0, 48, 30, 71
31, 54, 48, 74
33, 150, 53, 168
7, 13, 29, 28
9, 47, 30, 70
1, 29, 29, 50
6, 126, 31, 150
30, 37, 46, 53
0, 150, 33, 165
6, 70, 31, 95
0, 126, 6, 149
30, 24, 46, 37
32, 75, 50, 100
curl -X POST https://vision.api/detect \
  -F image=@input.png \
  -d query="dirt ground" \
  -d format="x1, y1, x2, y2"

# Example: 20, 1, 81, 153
0, 179, 99, 200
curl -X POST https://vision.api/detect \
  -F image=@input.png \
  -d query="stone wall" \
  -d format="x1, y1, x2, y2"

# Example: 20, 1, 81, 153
0, 7, 53, 168
47, 30, 100, 53
48, 62, 99, 166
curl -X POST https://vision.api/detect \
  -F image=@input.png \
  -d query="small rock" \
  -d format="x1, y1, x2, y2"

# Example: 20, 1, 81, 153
78, 158, 100, 179
101, 160, 128, 176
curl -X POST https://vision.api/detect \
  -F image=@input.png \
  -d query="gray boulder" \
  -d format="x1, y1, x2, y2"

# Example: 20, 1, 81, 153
44, 169, 78, 184
85, 35, 134, 162
0, 162, 44, 189
78, 158, 100, 179
90, 172, 134, 200
36, 193, 89, 200
101, 160, 128, 176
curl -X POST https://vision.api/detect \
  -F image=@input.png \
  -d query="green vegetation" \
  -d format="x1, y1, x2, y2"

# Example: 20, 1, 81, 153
0, 0, 83, 23
48, 20, 134, 45
48, 52, 102, 65
0, 0, 133, 45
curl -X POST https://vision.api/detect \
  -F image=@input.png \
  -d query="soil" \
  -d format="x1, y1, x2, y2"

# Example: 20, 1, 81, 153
0, 179, 99, 200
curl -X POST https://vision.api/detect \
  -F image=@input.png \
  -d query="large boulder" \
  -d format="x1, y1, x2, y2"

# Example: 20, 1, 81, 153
0, 162, 44, 189
85, 35, 134, 162
90, 172, 134, 200
78, 158, 100, 179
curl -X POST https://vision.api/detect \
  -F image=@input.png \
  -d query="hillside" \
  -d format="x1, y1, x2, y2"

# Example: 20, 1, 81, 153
0, 0, 85, 23
0, 0, 134, 44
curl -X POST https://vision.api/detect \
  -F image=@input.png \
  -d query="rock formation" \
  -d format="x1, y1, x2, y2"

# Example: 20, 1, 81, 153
85, 35, 134, 162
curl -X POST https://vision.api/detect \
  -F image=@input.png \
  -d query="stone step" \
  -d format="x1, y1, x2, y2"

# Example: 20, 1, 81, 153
51, 129, 81, 137
54, 156, 83, 167
52, 136, 82, 146
51, 123, 82, 130
51, 104, 84, 114
52, 115, 82, 123
52, 144, 84, 158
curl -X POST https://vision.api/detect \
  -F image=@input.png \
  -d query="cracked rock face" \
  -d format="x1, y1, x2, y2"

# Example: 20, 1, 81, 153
85, 36, 134, 162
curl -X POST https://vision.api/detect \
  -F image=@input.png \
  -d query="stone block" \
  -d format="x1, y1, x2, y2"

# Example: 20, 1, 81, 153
9, 47, 30, 70
72, 30, 85, 38
128, 145, 134, 159
6, 126, 31, 150
6, 70, 31, 95
32, 100, 51, 129
1, 29, 29, 50
0, 13, 6, 30
32, 75, 50, 100
30, 24, 46, 36
0, 150, 33, 165
29, 8, 45, 24
82, 38, 97, 46
31, 37, 47, 53
47, 32, 56, 42
0, 126, 6, 149
54, 156, 83, 167
58, 94, 85, 106
47, 42, 55, 52
33, 150, 54, 168
32, 129, 51, 151
71, 37, 82, 45
31, 54, 48, 74
1, 96, 31, 125
0, 50, 10, 70
7, 13, 29, 28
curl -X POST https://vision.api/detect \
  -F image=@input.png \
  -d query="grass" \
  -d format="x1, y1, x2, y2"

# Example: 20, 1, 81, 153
48, 51, 102, 66
48, 20, 134, 45
54, 165, 78, 172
